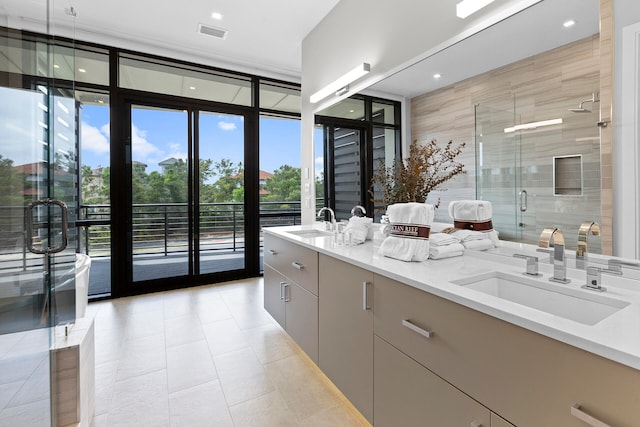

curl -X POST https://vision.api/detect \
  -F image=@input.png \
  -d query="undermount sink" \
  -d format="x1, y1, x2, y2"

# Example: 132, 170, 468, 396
451, 271, 629, 325
286, 229, 334, 238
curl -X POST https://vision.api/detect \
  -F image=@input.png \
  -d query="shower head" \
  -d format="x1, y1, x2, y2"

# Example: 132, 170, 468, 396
568, 92, 599, 113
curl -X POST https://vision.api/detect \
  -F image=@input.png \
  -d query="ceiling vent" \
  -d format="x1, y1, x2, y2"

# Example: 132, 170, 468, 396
198, 24, 228, 40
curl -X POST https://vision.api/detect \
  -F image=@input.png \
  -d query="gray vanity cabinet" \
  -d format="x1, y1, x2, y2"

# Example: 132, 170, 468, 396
263, 234, 318, 363
374, 273, 640, 427
374, 335, 490, 427
318, 254, 374, 423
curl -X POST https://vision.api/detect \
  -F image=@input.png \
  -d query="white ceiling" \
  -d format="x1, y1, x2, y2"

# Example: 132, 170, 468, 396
0, 0, 340, 80
368, 0, 600, 98
0, 0, 599, 97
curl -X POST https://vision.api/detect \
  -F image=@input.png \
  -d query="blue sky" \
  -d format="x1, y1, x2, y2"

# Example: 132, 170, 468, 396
80, 104, 305, 177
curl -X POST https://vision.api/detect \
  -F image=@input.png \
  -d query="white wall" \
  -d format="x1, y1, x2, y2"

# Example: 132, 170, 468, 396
614, 0, 640, 258
299, 0, 540, 224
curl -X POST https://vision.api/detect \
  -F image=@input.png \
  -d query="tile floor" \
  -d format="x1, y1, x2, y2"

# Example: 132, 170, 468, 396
88, 277, 370, 427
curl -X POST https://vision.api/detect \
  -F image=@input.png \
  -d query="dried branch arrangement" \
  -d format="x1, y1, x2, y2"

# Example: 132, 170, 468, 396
370, 139, 466, 208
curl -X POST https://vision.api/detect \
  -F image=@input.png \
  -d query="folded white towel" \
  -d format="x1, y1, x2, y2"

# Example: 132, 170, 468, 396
379, 203, 434, 262
451, 229, 487, 242
344, 216, 373, 245
462, 239, 494, 251
431, 222, 453, 233
429, 243, 465, 260
429, 233, 460, 246
448, 200, 493, 221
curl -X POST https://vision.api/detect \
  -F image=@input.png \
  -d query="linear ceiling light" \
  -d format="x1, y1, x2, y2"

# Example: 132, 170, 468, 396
504, 118, 563, 133
456, 0, 496, 19
309, 62, 370, 104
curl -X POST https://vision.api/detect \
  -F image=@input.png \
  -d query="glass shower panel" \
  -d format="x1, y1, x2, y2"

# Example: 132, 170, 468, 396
475, 104, 521, 242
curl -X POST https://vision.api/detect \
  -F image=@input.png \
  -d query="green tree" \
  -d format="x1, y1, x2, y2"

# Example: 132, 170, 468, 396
263, 165, 301, 202
205, 159, 243, 203
163, 159, 188, 203
0, 155, 26, 206
315, 171, 325, 201
131, 163, 150, 203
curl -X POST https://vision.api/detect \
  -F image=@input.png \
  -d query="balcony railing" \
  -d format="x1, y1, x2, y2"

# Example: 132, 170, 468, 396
81, 201, 303, 257
0, 201, 308, 273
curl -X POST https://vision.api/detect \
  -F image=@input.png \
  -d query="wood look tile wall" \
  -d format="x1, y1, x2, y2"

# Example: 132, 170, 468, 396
411, 34, 613, 254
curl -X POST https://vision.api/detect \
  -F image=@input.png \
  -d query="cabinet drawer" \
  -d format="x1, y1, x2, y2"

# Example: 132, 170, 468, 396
374, 335, 490, 427
374, 273, 640, 427
263, 265, 286, 328
264, 234, 318, 295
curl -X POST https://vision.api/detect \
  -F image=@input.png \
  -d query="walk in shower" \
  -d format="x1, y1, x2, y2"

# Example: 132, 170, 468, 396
475, 98, 602, 253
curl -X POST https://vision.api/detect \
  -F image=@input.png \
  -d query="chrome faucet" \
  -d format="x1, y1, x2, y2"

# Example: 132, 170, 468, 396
607, 258, 640, 275
513, 254, 540, 276
538, 227, 570, 284
583, 266, 613, 292
576, 221, 601, 269
317, 207, 336, 231
350, 205, 367, 217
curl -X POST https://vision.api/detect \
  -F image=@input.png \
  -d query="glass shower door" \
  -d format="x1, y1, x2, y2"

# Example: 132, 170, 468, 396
0, 86, 77, 425
475, 104, 522, 242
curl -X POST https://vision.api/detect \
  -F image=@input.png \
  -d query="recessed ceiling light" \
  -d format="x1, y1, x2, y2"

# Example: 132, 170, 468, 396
433, 73, 441, 79
53, 64, 60, 69
211, 12, 223, 20
563, 19, 576, 28
78, 68, 86, 73
189, 86, 196, 90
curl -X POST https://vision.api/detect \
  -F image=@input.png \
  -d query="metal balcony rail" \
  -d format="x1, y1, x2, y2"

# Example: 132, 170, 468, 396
0, 201, 306, 271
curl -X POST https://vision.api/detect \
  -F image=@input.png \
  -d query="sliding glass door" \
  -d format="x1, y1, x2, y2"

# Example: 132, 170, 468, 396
126, 101, 250, 288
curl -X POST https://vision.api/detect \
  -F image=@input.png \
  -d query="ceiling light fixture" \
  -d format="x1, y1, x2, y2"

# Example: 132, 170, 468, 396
78, 68, 86, 73
211, 12, 223, 20
563, 19, 576, 28
504, 118, 563, 133
310, 62, 370, 104
456, 0, 496, 19
189, 86, 196, 90
433, 73, 441, 79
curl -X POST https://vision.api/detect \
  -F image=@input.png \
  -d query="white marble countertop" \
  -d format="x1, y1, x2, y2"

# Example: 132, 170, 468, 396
264, 224, 640, 371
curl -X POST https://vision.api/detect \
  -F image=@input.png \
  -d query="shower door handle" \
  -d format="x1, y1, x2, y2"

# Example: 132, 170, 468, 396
519, 190, 528, 212
26, 198, 69, 254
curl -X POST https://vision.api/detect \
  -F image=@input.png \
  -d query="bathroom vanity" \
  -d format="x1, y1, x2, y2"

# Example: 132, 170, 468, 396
263, 225, 640, 427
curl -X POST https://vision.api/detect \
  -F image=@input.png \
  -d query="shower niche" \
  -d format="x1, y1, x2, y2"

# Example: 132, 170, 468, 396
554, 155, 583, 196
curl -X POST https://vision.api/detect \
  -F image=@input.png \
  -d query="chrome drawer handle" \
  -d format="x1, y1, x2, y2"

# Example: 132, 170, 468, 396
362, 281, 371, 311
570, 404, 611, 427
268, 249, 278, 255
282, 283, 290, 302
291, 262, 304, 270
402, 319, 433, 339
280, 281, 286, 300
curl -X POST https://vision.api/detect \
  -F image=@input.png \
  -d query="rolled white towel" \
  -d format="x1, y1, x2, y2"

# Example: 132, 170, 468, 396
429, 233, 460, 246
429, 243, 465, 260
448, 200, 493, 221
462, 239, 494, 251
345, 216, 373, 245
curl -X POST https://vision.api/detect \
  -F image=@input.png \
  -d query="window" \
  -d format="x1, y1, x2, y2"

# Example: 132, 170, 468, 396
316, 96, 401, 221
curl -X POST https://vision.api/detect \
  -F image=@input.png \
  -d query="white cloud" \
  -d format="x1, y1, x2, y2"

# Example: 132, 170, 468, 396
218, 121, 237, 131
132, 124, 161, 158
81, 121, 109, 154
100, 123, 110, 138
